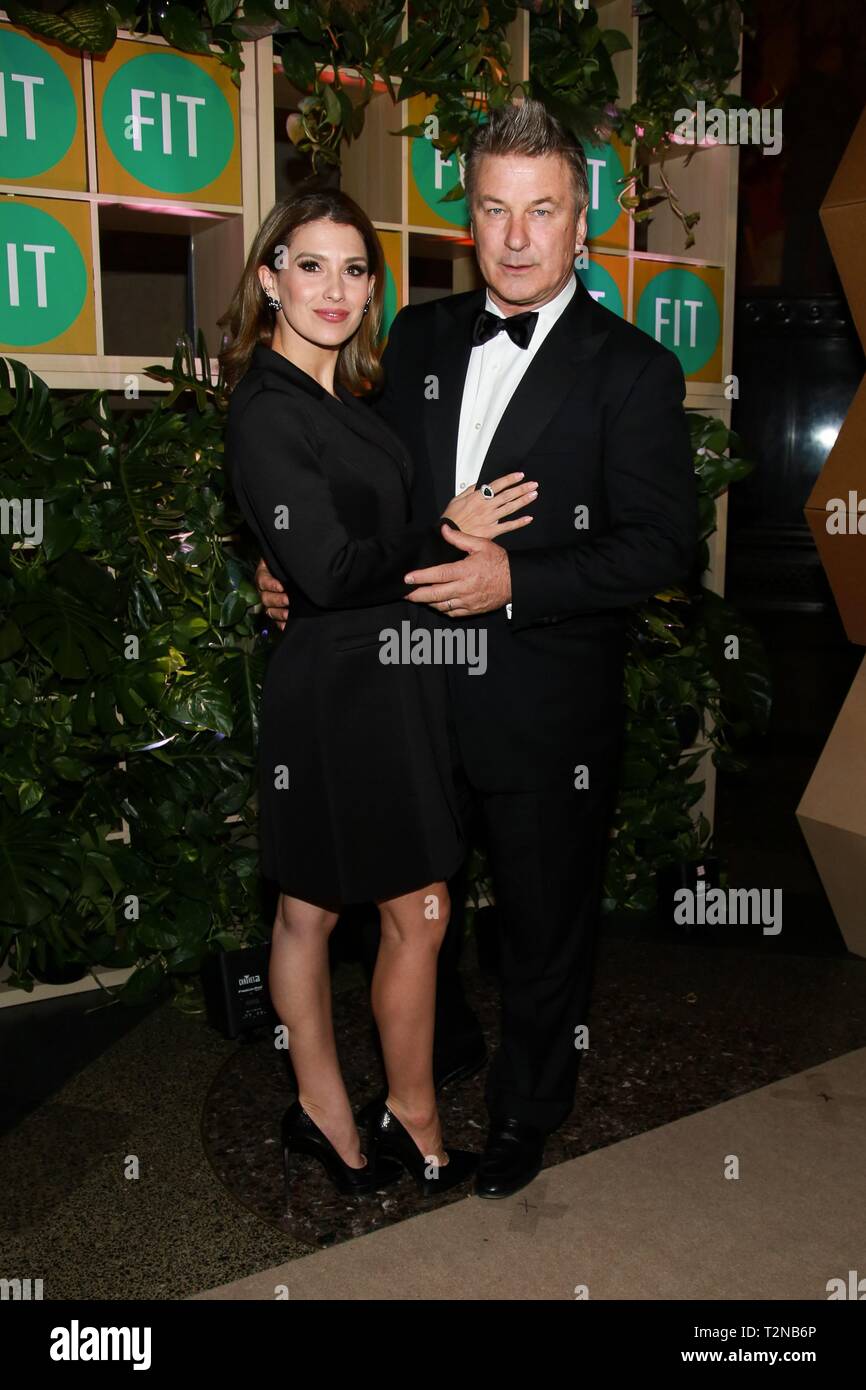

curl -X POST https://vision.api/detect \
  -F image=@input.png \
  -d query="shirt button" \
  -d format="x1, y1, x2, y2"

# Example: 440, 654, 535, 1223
458, 482, 467, 491
474, 421, 481, 430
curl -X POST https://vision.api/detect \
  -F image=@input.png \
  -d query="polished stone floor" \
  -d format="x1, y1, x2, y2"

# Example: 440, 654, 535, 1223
2, 610, 864, 1297
201, 929, 866, 1250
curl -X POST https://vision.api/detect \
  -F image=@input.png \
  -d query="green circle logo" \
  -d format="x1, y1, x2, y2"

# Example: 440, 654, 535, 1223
378, 259, 397, 343
0, 30, 77, 180
411, 123, 469, 228
636, 268, 720, 375
0, 201, 86, 344
581, 138, 624, 240
102, 52, 233, 194
575, 256, 624, 318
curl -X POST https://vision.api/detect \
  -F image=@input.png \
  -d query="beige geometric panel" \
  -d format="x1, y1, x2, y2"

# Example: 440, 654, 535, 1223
808, 101, 866, 644
804, 374, 866, 645
821, 104, 866, 352
796, 653, 866, 957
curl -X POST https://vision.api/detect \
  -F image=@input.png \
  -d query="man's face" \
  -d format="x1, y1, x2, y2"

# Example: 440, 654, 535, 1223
469, 151, 587, 315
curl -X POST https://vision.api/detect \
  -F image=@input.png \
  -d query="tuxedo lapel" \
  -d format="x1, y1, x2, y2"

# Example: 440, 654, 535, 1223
475, 274, 611, 489
421, 276, 612, 509
423, 288, 486, 514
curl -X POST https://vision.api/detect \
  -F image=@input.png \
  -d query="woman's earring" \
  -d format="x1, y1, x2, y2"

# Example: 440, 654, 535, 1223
265, 286, 282, 311
363, 294, 372, 315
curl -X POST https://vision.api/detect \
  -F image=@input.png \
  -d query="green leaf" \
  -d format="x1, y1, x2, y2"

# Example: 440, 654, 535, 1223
601, 29, 633, 57
322, 82, 342, 127
14, 594, 117, 679
119, 959, 167, 1005
206, 0, 238, 27
158, 6, 213, 55
280, 39, 317, 90
162, 677, 234, 736
51, 756, 91, 781
5, 1, 117, 52
41, 509, 82, 562
296, 6, 322, 42
0, 814, 78, 927
0, 621, 23, 660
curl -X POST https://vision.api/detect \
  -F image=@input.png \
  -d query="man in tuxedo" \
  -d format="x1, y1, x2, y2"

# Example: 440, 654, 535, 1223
255, 99, 698, 1198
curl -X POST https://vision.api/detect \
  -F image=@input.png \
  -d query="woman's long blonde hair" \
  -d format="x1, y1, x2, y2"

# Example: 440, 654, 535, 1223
219, 186, 385, 394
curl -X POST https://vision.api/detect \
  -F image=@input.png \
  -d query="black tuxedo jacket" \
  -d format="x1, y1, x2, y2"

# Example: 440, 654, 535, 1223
371, 272, 699, 794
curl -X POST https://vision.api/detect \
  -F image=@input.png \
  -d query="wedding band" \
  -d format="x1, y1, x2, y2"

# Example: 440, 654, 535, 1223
447, 599, 454, 610
481, 484, 495, 499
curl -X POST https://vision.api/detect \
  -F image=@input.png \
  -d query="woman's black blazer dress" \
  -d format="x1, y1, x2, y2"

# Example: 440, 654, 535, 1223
226, 342, 465, 907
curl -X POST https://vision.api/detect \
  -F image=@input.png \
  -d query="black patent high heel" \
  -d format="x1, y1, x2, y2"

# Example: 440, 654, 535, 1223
366, 1101, 478, 1197
281, 1099, 403, 1204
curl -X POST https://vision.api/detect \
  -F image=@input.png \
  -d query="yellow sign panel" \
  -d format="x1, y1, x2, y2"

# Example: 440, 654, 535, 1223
632, 260, 724, 383
0, 194, 95, 353
376, 227, 402, 342
583, 133, 631, 252
0, 23, 86, 192
93, 39, 241, 205
407, 95, 471, 233
576, 249, 629, 319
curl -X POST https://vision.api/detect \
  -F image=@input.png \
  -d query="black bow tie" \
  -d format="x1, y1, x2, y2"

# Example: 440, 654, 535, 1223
471, 307, 539, 350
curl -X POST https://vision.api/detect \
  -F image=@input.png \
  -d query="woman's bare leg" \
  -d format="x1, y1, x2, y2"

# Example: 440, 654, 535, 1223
372, 881, 450, 1166
269, 892, 365, 1168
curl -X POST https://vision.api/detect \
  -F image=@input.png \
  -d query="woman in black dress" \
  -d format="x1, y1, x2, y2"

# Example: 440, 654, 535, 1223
221, 189, 537, 1198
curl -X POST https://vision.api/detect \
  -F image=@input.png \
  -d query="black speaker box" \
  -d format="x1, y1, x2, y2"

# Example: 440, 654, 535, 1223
201, 944, 277, 1039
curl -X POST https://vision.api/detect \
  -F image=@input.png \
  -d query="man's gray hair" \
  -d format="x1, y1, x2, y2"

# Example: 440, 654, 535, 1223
462, 98, 589, 216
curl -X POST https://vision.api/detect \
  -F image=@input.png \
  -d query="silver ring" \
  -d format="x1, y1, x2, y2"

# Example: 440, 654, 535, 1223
447, 599, 454, 610
481, 484, 495, 499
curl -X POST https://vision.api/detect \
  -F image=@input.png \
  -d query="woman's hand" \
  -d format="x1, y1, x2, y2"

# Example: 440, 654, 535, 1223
255, 557, 289, 629
443, 472, 538, 539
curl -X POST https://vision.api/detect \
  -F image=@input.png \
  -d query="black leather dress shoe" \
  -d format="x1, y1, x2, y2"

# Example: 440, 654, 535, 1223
474, 1117, 546, 1199
355, 1033, 487, 1130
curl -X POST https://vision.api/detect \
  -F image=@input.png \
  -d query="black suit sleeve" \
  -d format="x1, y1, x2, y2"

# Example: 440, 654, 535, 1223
507, 350, 698, 631
372, 306, 412, 437
230, 387, 455, 610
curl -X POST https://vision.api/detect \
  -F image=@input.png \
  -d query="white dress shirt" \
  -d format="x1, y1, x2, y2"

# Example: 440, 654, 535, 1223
454, 272, 576, 495
454, 272, 576, 620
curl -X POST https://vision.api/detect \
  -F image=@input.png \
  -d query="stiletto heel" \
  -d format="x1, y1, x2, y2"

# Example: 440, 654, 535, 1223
281, 1099, 403, 1200
367, 1102, 478, 1197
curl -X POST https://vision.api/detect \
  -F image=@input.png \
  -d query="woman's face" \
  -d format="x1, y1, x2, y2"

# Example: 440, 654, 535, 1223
257, 217, 374, 352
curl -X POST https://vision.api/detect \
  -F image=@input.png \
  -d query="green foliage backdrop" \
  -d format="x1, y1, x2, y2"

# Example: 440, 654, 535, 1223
0, 349, 769, 997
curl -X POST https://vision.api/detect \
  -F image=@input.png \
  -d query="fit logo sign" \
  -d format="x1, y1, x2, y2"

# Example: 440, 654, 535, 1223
0, 27, 85, 190
95, 42, 240, 203
376, 228, 401, 343
0, 197, 94, 352
581, 136, 629, 250
575, 250, 627, 319
407, 95, 475, 231
633, 262, 724, 381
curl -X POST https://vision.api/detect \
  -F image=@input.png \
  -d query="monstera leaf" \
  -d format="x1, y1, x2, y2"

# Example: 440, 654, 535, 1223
0, 813, 80, 928
13, 592, 119, 679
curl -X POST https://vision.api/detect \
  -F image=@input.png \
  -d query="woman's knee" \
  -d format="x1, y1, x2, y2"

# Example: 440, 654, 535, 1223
273, 895, 339, 939
380, 885, 450, 947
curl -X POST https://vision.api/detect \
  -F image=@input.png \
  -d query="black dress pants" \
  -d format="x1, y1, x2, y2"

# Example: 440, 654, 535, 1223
474, 772, 619, 1131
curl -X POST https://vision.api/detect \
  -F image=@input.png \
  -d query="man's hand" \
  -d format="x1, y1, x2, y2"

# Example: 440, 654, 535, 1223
255, 557, 289, 630
404, 526, 512, 617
